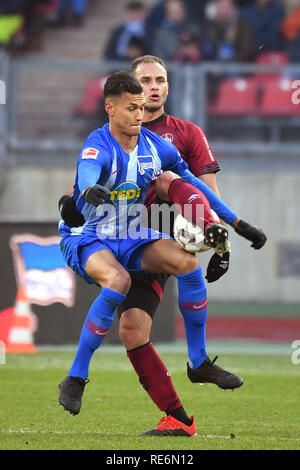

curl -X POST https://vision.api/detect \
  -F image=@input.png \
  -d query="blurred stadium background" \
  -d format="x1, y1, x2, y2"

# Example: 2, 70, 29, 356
0, 0, 300, 352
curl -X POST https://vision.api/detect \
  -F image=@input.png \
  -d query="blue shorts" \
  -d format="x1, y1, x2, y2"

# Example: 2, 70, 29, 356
59, 227, 171, 285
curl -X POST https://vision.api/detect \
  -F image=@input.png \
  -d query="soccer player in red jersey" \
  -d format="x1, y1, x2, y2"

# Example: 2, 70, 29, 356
58, 56, 266, 436
116, 56, 265, 436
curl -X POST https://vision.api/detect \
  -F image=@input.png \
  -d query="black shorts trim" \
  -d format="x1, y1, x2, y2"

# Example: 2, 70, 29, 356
117, 272, 169, 319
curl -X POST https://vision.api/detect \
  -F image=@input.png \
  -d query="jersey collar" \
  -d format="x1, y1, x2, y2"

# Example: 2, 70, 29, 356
143, 113, 167, 127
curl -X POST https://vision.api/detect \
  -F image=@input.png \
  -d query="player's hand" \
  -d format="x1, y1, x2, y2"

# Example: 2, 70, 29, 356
59, 195, 85, 227
205, 252, 230, 283
234, 219, 267, 249
82, 184, 111, 207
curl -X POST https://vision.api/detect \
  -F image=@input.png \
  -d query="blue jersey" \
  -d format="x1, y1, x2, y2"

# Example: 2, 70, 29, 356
59, 124, 237, 239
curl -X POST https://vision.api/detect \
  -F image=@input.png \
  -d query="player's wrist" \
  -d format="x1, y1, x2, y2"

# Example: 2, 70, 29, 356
230, 217, 240, 229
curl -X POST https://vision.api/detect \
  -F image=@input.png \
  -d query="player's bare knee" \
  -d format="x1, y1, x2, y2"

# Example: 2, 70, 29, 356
155, 171, 180, 201
101, 269, 131, 295
119, 320, 148, 349
119, 309, 150, 349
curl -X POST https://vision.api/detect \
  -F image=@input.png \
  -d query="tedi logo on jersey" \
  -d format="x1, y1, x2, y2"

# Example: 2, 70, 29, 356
110, 182, 141, 206
137, 155, 155, 175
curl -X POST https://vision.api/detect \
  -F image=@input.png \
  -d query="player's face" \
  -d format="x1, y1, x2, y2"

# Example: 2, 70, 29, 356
133, 62, 169, 113
106, 92, 145, 137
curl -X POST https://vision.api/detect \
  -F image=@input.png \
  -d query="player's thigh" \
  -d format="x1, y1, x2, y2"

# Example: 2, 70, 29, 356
85, 249, 131, 294
141, 238, 199, 275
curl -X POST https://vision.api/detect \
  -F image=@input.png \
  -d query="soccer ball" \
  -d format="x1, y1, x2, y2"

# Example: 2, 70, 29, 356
173, 210, 220, 253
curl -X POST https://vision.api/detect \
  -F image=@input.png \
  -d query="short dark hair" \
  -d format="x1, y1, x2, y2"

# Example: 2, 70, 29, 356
130, 55, 168, 75
127, 1, 144, 11
104, 71, 143, 99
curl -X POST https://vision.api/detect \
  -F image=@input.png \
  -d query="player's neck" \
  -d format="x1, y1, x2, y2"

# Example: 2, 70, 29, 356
109, 126, 139, 154
143, 107, 165, 123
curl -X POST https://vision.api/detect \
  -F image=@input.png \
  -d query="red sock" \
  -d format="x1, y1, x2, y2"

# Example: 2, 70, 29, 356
168, 178, 215, 228
127, 342, 182, 413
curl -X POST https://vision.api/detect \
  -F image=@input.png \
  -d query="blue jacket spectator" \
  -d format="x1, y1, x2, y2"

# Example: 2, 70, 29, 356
240, 0, 285, 51
201, 0, 257, 62
150, 0, 199, 62
104, 2, 147, 61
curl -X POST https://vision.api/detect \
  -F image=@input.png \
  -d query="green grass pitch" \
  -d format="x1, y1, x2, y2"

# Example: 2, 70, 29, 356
0, 343, 299, 451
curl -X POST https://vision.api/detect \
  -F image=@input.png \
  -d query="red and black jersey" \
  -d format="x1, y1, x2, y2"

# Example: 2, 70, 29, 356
143, 113, 220, 207
144, 113, 219, 176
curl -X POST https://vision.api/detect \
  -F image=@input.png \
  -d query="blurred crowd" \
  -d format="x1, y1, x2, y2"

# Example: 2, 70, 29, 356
104, 0, 300, 64
0, 0, 88, 52
1, 0, 299, 63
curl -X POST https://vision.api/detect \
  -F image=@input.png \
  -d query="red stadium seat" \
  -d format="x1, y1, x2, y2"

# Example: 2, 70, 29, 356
208, 77, 259, 116
258, 76, 300, 116
74, 76, 107, 115
254, 51, 290, 85
256, 51, 290, 67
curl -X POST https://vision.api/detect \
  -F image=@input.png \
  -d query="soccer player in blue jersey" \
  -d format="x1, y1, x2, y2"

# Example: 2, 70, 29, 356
58, 71, 265, 436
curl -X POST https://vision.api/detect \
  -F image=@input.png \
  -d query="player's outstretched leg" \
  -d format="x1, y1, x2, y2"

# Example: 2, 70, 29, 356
140, 415, 197, 437
187, 355, 244, 390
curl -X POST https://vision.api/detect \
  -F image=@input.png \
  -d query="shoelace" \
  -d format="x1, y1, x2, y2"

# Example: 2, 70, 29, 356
206, 356, 218, 366
212, 356, 218, 364
157, 416, 168, 427
156, 416, 180, 430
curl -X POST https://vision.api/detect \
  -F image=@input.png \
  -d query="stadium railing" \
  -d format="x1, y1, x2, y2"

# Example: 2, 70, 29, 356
5, 58, 300, 159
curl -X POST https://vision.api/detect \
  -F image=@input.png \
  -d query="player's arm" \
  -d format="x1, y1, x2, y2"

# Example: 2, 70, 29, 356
187, 124, 226, 223
58, 181, 84, 227
59, 147, 110, 226
182, 167, 266, 248
181, 167, 237, 224
58, 159, 106, 226
77, 160, 110, 205
198, 172, 220, 197
165, 149, 266, 249
198, 172, 228, 223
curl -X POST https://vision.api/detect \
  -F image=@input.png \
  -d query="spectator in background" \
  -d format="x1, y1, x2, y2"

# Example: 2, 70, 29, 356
146, 0, 208, 30
172, 32, 202, 63
151, 0, 199, 62
239, 0, 285, 51
281, 1, 300, 62
104, 2, 148, 61
126, 36, 146, 61
200, 0, 257, 62
0, 0, 55, 51
56, 0, 87, 26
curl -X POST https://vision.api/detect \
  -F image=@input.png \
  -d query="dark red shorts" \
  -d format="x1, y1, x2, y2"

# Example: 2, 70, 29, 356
117, 272, 169, 319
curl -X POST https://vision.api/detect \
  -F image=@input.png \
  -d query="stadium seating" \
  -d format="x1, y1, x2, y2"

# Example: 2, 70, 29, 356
258, 76, 299, 116
255, 51, 290, 67
208, 77, 259, 116
254, 51, 290, 85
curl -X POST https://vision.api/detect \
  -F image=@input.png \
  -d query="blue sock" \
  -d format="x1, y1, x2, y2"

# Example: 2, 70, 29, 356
176, 267, 208, 369
68, 287, 126, 379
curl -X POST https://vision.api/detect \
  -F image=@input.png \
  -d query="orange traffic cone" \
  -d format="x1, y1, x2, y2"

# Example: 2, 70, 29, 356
6, 287, 38, 354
